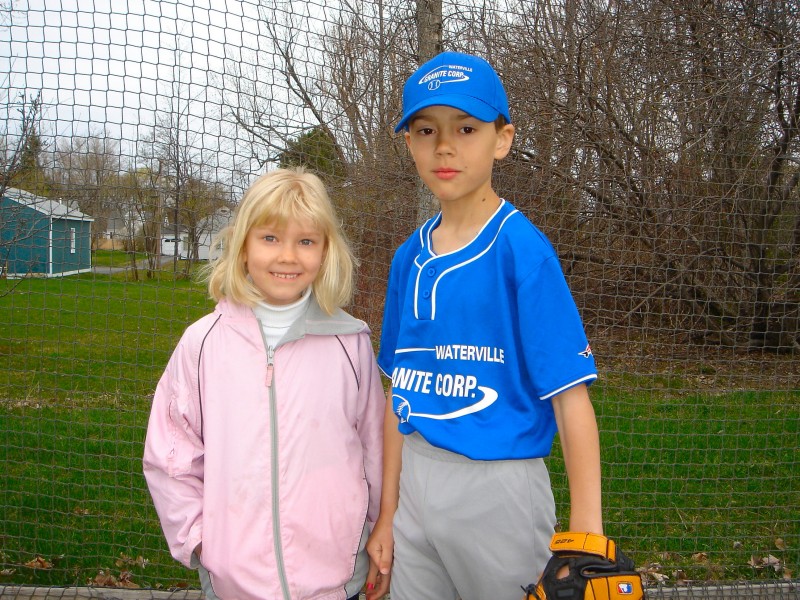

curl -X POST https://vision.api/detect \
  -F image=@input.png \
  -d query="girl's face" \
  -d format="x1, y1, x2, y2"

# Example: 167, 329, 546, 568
242, 217, 325, 306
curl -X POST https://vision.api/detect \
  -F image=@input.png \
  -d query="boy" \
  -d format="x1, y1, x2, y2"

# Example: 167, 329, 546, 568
365, 52, 603, 600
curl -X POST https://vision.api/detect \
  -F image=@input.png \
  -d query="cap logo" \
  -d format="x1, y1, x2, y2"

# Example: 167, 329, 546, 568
418, 64, 472, 91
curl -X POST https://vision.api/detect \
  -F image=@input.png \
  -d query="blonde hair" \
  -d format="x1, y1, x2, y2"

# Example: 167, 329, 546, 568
204, 167, 355, 315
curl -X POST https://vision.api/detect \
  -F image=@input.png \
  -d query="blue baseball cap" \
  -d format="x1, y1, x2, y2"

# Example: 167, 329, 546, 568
395, 51, 510, 133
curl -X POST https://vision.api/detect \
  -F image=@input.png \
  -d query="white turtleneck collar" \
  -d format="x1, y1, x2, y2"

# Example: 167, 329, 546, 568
252, 287, 312, 348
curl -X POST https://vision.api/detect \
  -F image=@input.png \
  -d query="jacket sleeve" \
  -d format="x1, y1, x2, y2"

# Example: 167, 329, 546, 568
142, 332, 205, 568
355, 331, 386, 526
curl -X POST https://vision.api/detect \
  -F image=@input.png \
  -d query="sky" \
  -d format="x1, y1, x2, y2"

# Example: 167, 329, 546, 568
0, 0, 271, 183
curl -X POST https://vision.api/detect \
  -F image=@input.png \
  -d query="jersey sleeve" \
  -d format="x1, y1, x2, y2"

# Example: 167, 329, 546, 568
517, 254, 597, 400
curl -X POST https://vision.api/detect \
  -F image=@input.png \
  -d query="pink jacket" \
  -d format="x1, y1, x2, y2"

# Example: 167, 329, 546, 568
143, 297, 385, 600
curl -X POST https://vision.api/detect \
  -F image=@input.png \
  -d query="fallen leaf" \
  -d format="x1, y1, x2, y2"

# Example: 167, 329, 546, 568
763, 554, 782, 572
775, 538, 787, 550
658, 551, 679, 561
637, 563, 669, 584
115, 553, 149, 569
0, 569, 16, 576
23, 556, 52, 569
91, 568, 142, 589
691, 552, 708, 563
93, 571, 118, 587
117, 571, 140, 589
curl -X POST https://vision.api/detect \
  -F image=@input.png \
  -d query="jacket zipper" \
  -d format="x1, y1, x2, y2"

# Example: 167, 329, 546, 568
266, 345, 275, 387
266, 344, 291, 600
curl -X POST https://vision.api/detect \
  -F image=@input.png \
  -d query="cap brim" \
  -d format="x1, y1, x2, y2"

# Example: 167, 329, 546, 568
394, 95, 503, 133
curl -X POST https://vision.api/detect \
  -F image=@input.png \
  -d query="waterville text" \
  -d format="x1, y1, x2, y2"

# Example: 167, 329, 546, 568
435, 344, 504, 363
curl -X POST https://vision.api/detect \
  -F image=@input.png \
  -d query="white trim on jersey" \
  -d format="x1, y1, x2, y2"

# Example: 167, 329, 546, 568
539, 374, 599, 401
396, 347, 436, 353
413, 206, 519, 320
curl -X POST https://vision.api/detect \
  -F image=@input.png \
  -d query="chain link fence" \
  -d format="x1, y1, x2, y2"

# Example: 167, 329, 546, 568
1, 0, 798, 596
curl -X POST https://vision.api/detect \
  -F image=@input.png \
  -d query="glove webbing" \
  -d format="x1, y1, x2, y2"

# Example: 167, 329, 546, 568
523, 548, 641, 600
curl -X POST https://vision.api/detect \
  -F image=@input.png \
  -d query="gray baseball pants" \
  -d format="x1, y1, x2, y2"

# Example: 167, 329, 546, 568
390, 432, 556, 600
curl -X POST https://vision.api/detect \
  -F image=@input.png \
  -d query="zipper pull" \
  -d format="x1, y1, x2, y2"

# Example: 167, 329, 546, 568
266, 345, 275, 387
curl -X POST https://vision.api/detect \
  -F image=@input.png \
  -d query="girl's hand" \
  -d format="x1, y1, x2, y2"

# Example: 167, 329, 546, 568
364, 518, 393, 599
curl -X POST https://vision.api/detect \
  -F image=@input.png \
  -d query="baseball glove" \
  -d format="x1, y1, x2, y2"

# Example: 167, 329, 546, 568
522, 532, 644, 600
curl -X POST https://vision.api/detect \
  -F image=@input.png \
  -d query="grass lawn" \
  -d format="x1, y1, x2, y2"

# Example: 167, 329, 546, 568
0, 274, 212, 402
0, 274, 797, 589
91, 249, 147, 269
553, 386, 799, 583
0, 274, 212, 589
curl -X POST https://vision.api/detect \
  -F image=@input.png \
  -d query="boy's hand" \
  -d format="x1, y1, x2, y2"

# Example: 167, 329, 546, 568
364, 518, 394, 599
522, 533, 643, 600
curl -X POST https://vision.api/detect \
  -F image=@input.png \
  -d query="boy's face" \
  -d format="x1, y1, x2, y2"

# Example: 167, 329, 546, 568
404, 105, 514, 206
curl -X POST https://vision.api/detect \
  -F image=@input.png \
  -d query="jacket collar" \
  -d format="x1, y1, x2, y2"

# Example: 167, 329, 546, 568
215, 296, 368, 345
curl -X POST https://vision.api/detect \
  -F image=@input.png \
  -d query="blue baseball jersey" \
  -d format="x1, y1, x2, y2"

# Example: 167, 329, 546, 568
378, 200, 597, 460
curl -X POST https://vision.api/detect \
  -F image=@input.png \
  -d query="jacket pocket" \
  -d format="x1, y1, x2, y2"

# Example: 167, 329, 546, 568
166, 392, 198, 476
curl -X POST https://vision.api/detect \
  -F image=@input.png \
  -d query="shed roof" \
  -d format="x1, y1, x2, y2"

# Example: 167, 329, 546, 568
3, 187, 94, 221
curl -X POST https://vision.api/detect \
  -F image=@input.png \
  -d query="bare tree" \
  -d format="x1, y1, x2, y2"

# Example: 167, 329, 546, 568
221, 0, 798, 350
50, 132, 122, 249
482, 0, 800, 352
0, 91, 46, 284
221, 0, 423, 325
0, 0, 20, 27
137, 112, 231, 277
117, 165, 164, 280
177, 176, 232, 265
1, 93, 49, 196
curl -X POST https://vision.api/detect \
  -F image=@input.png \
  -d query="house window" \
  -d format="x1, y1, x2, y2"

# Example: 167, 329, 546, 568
70, 228, 76, 254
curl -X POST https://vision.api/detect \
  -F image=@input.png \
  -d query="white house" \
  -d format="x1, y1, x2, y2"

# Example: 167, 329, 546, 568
160, 207, 233, 260
196, 207, 234, 260
161, 234, 187, 258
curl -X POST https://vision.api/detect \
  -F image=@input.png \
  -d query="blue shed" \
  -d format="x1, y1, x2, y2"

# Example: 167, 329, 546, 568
0, 187, 94, 278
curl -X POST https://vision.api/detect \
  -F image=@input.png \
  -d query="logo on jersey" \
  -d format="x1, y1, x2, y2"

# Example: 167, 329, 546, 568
578, 344, 593, 358
391, 344, 503, 424
394, 386, 499, 424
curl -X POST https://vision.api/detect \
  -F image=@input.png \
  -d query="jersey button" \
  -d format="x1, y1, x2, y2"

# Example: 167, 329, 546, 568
422, 290, 431, 299
427, 267, 436, 276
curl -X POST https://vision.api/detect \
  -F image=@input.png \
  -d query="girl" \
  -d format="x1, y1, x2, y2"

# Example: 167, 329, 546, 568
143, 168, 385, 600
